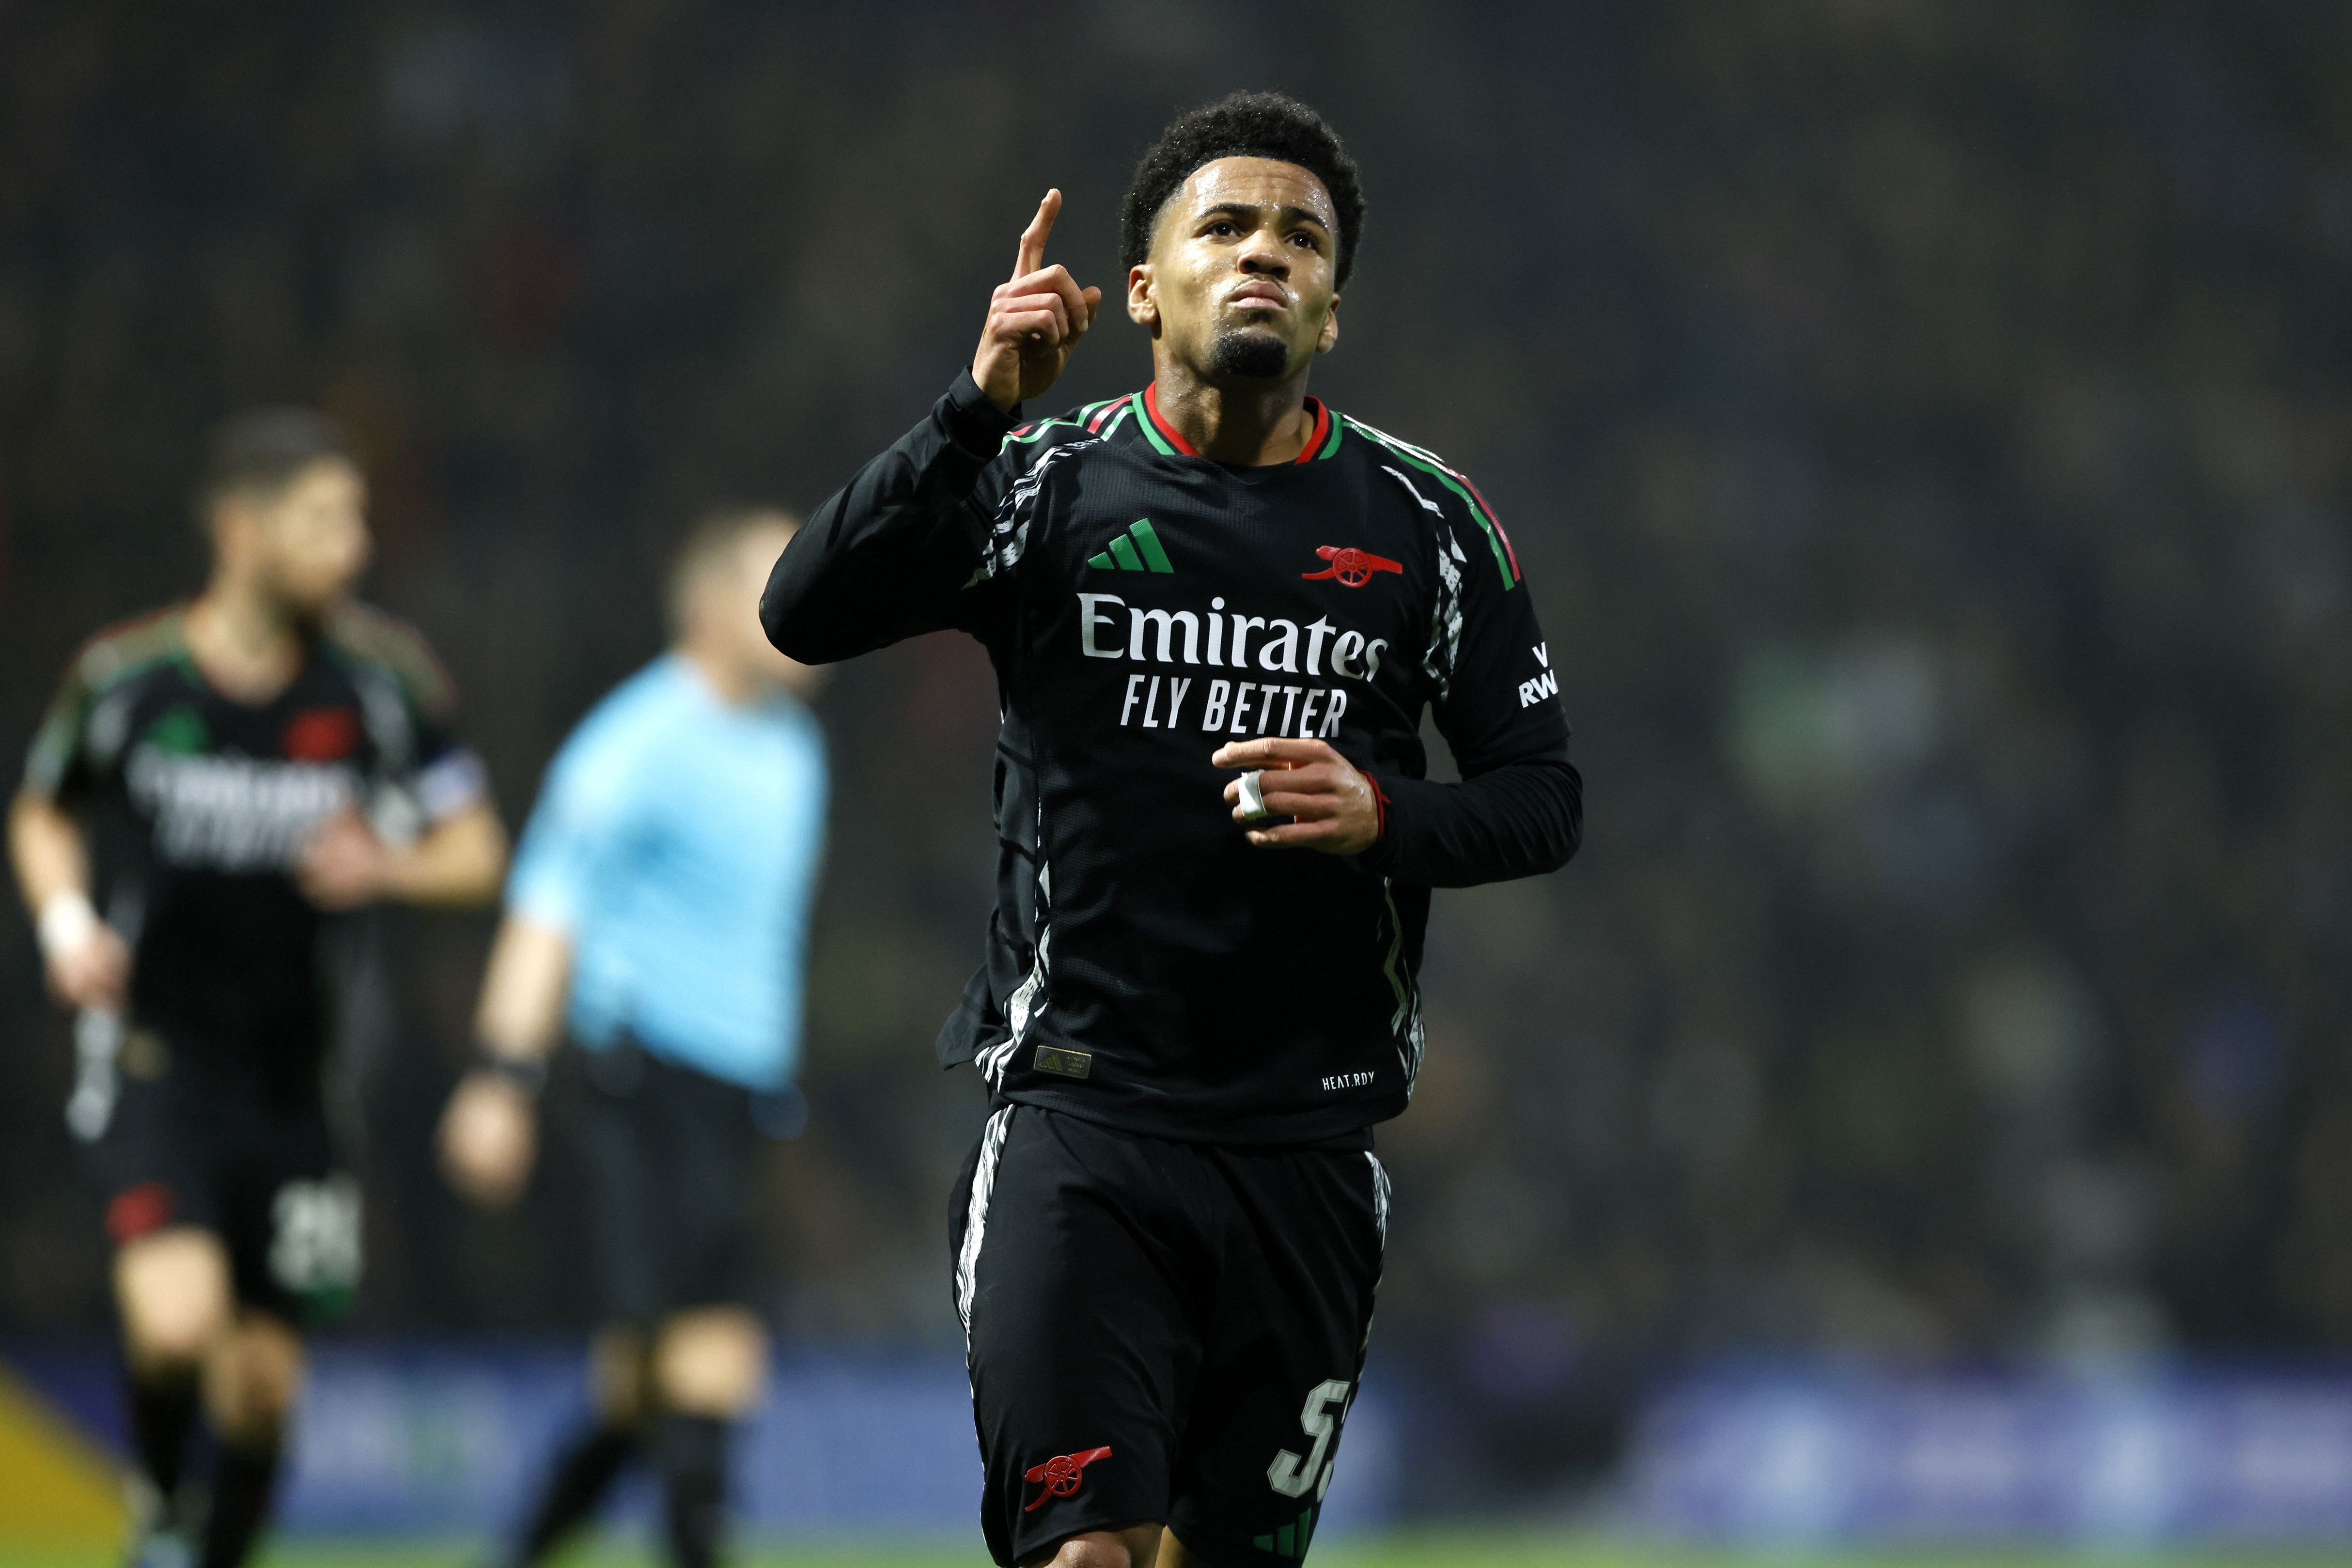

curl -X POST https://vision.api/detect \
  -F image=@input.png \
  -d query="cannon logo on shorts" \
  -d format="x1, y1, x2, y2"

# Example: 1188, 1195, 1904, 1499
1023, 1445, 1113, 1512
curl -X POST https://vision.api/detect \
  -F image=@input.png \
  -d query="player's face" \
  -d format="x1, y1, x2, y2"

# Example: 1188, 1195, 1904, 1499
1131, 157, 1340, 383
252, 459, 371, 616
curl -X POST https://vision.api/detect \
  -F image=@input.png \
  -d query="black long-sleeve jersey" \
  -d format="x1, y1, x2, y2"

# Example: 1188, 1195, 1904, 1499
25, 604, 487, 1083
764, 373, 1581, 1145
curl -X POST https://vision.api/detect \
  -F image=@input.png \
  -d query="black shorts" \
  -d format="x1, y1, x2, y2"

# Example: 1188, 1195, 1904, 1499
950, 1104, 1387, 1568
567, 1038, 790, 1327
80, 1025, 360, 1327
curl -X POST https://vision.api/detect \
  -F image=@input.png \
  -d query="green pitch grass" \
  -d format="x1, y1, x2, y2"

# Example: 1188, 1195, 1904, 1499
6, 1533, 2348, 1568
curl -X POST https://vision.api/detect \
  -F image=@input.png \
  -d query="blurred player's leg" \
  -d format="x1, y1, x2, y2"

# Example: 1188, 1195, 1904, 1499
654, 1413, 725, 1568
197, 1314, 302, 1568
117, 1229, 231, 1565
508, 1328, 646, 1566
512, 1423, 635, 1564
650, 1307, 766, 1568
116, 1230, 306, 1568
123, 1366, 201, 1538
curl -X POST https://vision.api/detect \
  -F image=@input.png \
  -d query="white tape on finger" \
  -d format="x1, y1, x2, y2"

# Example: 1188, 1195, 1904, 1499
1237, 770, 1270, 822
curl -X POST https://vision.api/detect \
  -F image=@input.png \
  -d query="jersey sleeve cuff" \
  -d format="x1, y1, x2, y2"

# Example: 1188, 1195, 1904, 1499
505, 875, 580, 936
1357, 773, 1402, 875
944, 370, 1021, 450
414, 746, 490, 823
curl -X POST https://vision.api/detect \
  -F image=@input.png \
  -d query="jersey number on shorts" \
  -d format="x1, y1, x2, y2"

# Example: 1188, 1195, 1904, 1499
1267, 1379, 1353, 1500
270, 1176, 363, 1294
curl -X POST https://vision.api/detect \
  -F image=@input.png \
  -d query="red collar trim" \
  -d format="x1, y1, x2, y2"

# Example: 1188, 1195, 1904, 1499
1293, 398, 1331, 464
1142, 384, 1200, 456
1141, 385, 1330, 464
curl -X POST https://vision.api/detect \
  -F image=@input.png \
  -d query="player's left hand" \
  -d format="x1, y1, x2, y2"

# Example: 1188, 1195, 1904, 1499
298, 809, 390, 909
1213, 738, 1381, 855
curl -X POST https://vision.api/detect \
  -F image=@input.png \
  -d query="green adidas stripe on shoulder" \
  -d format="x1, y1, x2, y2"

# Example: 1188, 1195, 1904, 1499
1004, 398, 1132, 450
28, 607, 188, 798
1004, 418, 1083, 447
1344, 417, 1521, 588
327, 603, 458, 718
76, 606, 191, 692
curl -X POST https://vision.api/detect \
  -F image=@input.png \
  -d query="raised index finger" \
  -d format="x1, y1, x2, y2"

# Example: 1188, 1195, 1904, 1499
1014, 189, 1062, 279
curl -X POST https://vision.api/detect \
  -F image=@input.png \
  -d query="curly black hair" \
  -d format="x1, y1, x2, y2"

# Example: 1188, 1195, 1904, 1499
1120, 92, 1365, 291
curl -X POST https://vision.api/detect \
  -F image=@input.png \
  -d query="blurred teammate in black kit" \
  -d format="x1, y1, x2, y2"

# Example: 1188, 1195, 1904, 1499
762, 94, 1580, 1568
8, 411, 508, 1568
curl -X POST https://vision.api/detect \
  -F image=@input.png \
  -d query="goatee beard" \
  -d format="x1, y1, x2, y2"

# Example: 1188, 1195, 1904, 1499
1209, 330, 1290, 381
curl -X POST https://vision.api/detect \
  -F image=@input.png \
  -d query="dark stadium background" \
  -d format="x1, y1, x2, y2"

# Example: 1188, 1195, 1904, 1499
5, 0, 2351, 1525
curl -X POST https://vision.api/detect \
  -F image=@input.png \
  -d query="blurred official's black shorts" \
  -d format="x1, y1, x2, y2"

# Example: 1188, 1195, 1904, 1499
80, 1025, 360, 1327
949, 1104, 1386, 1568
568, 1037, 791, 1326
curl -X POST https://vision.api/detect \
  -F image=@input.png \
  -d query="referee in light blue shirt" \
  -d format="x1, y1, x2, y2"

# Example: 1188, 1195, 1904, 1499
439, 509, 826, 1568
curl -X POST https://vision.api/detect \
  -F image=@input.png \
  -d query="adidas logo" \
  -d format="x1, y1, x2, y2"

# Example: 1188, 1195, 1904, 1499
1087, 519, 1174, 574
1253, 1504, 1318, 1559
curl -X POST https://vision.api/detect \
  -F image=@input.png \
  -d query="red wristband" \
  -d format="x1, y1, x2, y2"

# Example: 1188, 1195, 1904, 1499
1367, 776, 1391, 841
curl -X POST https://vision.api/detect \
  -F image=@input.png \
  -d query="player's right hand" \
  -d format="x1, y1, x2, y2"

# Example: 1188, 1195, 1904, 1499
40, 908, 130, 1012
972, 189, 1102, 413
439, 1070, 537, 1209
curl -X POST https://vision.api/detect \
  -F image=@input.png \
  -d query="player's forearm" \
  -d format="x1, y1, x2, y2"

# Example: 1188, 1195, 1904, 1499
379, 804, 508, 906
1371, 754, 1582, 888
7, 790, 92, 916
760, 372, 1016, 662
473, 914, 572, 1063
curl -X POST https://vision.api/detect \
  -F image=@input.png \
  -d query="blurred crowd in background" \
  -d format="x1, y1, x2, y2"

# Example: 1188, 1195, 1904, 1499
4, 0, 2349, 1513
